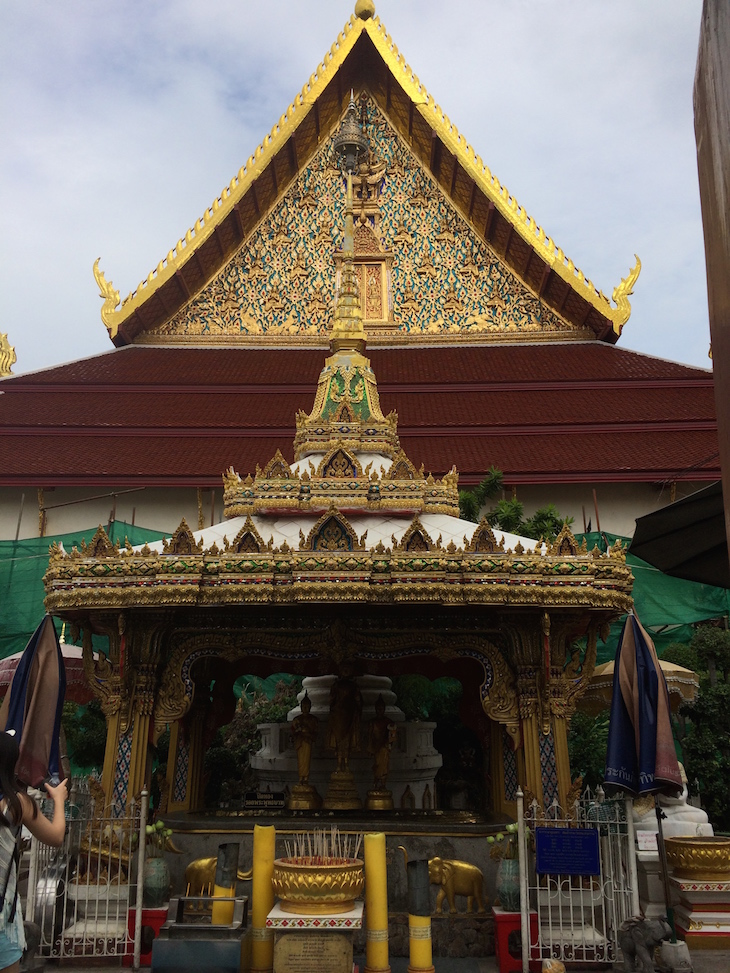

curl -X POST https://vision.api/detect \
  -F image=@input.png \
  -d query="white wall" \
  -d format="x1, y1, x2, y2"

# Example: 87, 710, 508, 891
0, 486, 224, 541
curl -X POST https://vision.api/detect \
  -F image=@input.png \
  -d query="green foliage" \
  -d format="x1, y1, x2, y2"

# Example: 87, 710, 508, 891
522, 504, 574, 542
392, 675, 433, 720
567, 710, 610, 790
203, 678, 301, 807
487, 498, 525, 534
660, 642, 700, 672
691, 625, 730, 686
62, 700, 107, 771
458, 467, 504, 523
458, 466, 571, 541
680, 683, 730, 831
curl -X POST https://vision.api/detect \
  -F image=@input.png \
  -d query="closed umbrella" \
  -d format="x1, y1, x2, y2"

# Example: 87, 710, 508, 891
0, 615, 66, 786
604, 611, 682, 938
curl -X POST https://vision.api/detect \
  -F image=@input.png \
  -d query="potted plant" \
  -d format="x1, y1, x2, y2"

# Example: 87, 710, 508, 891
143, 819, 181, 908
488, 823, 521, 912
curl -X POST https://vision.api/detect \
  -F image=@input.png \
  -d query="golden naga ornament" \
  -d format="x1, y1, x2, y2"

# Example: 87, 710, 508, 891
0, 333, 16, 377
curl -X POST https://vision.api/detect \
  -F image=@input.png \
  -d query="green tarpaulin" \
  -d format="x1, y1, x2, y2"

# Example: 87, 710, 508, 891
576, 532, 730, 663
0, 523, 166, 660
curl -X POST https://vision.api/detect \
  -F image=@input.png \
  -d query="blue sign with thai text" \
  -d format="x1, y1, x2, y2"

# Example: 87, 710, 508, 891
535, 827, 600, 875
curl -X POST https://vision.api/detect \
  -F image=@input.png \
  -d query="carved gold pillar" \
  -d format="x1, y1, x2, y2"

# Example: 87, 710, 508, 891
166, 696, 207, 812
126, 663, 157, 804
516, 667, 545, 808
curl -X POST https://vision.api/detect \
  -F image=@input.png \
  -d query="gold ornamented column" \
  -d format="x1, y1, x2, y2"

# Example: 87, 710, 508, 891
251, 824, 276, 973
364, 832, 391, 973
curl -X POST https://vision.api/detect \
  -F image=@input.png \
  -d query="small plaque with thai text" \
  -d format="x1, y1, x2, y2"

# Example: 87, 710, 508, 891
244, 791, 286, 811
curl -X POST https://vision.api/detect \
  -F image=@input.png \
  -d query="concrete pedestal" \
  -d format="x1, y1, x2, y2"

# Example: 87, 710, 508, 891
267, 901, 363, 973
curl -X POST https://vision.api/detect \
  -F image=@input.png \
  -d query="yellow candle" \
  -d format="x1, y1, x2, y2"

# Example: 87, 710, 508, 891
251, 824, 276, 973
211, 883, 235, 925
407, 914, 434, 972
364, 832, 391, 973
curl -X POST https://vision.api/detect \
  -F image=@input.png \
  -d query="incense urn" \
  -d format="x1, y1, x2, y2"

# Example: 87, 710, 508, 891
664, 835, 730, 880
271, 858, 364, 914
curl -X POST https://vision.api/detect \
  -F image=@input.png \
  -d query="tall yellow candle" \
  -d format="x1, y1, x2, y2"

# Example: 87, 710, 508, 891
407, 915, 434, 973
364, 832, 391, 973
250, 824, 276, 973
211, 883, 235, 925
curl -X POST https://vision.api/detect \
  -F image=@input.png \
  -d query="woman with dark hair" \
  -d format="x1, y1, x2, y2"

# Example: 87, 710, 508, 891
0, 730, 67, 973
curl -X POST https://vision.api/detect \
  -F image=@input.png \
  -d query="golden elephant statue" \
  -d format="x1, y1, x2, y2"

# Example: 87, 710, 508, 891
184, 856, 253, 897
399, 847, 486, 914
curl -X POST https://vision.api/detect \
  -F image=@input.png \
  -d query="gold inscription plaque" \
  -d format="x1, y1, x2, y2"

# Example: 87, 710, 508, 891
273, 931, 353, 973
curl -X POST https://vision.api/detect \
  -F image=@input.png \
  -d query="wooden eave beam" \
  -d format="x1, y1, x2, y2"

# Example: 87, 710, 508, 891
288, 132, 299, 177
314, 100, 321, 140
522, 247, 534, 279
429, 131, 440, 179
233, 202, 244, 240
503, 224, 514, 260
580, 300, 593, 327
484, 201, 496, 241
467, 180, 476, 221
537, 264, 551, 297
449, 154, 459, 197
408, 101, 414, 140
193, 250, 206, 285
557, 282, 571, 313
175, 270, 191, 301
270, 158, 279, 196
386, 73, 391, 111
250, 182, 261, 218
213, 225, 226, 261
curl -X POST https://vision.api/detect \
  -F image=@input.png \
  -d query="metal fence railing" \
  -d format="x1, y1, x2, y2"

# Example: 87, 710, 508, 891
25, 784, 148, 963
518, 785, 639, 970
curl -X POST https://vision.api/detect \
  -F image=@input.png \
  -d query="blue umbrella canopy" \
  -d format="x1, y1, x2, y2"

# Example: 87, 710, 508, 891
0, 615, 66, 787
604, 612, 682, 795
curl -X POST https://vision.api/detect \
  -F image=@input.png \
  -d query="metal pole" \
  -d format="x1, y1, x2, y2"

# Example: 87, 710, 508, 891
624, 796, 641, 917
655, 796, 677, 942
133, 790, 148, 970
517, 787, 530, 973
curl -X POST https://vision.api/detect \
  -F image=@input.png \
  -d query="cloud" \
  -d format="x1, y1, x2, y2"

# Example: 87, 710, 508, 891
0, 0, 710, 374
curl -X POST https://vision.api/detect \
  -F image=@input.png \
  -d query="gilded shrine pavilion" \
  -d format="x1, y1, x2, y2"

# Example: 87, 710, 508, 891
43, 17, 637, 819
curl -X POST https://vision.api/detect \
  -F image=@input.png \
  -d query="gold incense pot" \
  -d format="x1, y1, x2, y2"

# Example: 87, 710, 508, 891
271, 857, 364, 914
664, 836, 730, 880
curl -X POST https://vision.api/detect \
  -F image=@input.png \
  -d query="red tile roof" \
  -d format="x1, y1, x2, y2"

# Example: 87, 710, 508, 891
0, 343, 718, 487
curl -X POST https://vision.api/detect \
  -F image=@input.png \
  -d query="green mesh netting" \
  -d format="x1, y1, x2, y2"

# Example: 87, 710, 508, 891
0, 522, 166, 659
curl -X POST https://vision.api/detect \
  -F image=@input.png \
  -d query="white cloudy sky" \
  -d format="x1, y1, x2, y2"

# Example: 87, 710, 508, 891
0, 0, 710, 375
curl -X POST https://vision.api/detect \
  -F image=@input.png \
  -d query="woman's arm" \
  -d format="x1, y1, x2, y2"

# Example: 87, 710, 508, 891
20, 779, 68, 847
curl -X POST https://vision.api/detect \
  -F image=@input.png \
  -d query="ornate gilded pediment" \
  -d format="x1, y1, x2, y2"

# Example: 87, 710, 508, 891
465, 518, 502, 554
394, 515, 435, 553
81, 526, 119, 558
229, 516, 266, 554
300, 507, 365, 552
261, 450, 295, 479
317, 445, 362, 479
163, 519, 203, 555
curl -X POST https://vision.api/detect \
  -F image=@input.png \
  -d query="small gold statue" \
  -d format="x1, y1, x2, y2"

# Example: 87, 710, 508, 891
366, 694, 396, 810
287, 693, 322, 810
323, 667, 363, 810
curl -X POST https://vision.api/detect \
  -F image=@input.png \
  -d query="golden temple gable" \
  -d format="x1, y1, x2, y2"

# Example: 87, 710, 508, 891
96, 5, 640, 348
